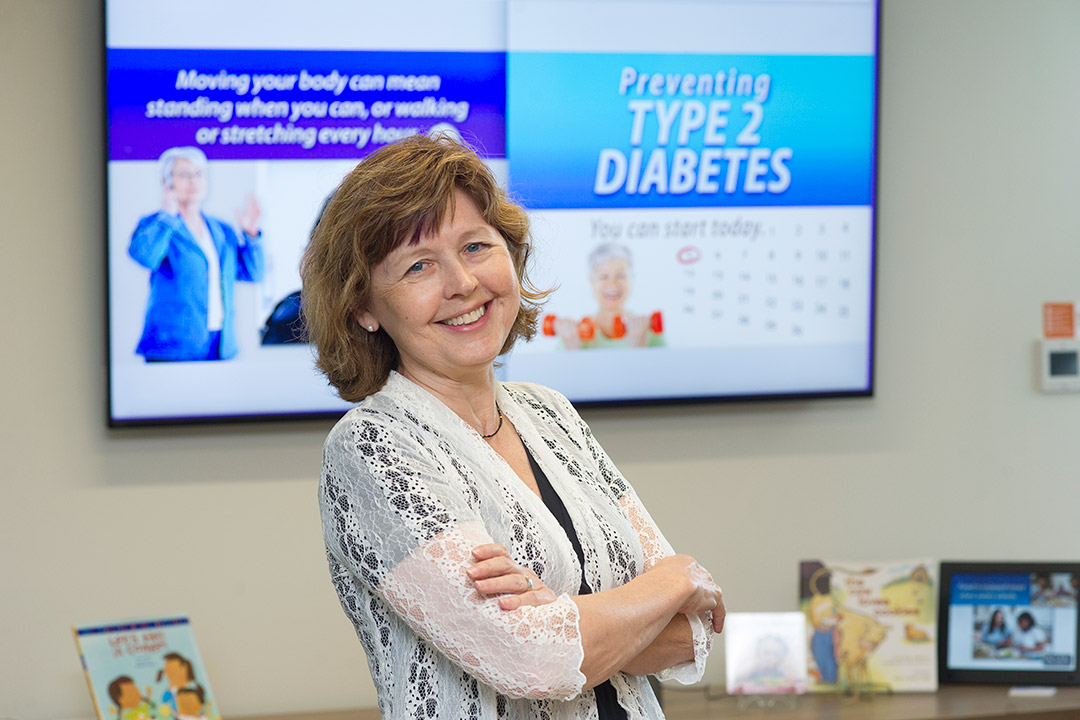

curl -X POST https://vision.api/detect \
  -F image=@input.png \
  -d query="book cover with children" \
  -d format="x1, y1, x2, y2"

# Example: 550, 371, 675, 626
72, 617, 221, 720
799, 560, 938, 693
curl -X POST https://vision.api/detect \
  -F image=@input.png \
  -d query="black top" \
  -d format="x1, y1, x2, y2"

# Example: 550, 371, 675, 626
524, 443, 628, 720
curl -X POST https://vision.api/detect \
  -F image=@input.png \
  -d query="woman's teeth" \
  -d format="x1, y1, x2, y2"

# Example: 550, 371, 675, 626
442, 305, 486, 326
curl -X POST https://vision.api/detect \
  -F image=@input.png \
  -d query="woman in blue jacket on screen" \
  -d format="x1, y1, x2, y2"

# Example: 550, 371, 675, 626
129, 146, 265, 361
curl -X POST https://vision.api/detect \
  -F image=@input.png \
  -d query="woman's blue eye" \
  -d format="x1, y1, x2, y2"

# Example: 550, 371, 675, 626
408, 262, 424, 273
466, 242, 482, 253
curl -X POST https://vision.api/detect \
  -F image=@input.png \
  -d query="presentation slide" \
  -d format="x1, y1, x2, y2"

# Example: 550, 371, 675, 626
501, 0, 877, 402
106, 0, 879, 423
946, 572, 1078, 673
106, 0, 506, 423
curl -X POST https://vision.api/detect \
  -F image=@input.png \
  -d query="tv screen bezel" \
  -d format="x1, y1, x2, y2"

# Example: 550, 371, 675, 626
102, 0, 880, 427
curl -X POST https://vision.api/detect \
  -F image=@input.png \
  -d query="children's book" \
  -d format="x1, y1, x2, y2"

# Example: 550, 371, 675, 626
799, 560, 938, 693
724, 612, 808, 694
72, 616, 222, 720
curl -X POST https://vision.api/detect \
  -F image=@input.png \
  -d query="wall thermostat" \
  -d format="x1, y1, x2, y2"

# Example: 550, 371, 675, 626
1041, 339, 1080, 392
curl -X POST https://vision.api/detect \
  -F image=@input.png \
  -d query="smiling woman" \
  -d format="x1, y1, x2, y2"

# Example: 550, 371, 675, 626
354, 187, 524, 389
299, 134, 724, 720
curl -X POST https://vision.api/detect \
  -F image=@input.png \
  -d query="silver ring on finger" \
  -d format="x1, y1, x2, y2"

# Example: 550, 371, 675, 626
524, 575, 534, 592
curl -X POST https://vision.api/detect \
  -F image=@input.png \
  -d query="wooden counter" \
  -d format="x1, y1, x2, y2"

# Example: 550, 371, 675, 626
660, 685, 1080, 720
237, 685, 1080, 720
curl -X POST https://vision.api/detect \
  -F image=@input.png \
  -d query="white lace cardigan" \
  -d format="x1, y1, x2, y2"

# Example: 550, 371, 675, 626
319, 371, 711, 719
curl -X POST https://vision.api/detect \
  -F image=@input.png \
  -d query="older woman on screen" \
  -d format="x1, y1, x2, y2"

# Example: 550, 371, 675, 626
128, 146, 264, 361
552, 243, 664, 351
301, 135, 723, 719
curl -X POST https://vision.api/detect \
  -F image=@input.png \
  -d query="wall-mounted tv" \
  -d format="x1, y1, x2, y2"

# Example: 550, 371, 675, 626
105, 0, 879, 425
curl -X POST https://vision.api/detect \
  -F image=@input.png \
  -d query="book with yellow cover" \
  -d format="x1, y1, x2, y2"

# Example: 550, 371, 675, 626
799, 560, 938, 693
72, 616, 222, 720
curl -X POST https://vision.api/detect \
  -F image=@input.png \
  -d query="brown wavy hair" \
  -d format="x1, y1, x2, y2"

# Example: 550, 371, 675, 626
300, 134, 549, 402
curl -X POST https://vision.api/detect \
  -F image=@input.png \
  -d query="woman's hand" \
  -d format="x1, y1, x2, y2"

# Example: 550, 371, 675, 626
626, 315, 650, 347
468, 543, 556, 611
648, 554, 725, 632
161, 184, 179, 215
554, 317, 582, 350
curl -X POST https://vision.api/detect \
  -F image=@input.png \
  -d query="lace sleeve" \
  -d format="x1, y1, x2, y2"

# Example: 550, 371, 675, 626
321, 411, 587, 700
549, 390, 713, 684
618, 493, 712, 684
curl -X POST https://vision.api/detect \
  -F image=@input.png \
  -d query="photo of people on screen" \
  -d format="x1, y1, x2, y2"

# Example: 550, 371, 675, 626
543, 243, 664, 350
1031, 572, 1079, 606
1032, 574, 1055, 604
973, 606, 1053, 660
128, 147, 265, 361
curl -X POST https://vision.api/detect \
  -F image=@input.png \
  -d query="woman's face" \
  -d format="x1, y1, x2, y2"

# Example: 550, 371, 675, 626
170, 158, 207, 207
991, 611, 1004, 627
591, 256, 631, 313
359, 189, 520, 385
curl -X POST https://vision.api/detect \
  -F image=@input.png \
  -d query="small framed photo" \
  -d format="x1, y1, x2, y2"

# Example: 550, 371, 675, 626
725, 612, 808, 694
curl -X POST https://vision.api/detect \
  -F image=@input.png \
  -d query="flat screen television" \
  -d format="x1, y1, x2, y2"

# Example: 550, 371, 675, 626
105, 0, 879, 425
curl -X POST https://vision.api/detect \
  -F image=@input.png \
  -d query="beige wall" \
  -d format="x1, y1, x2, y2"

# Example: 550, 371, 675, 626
2, 1, 1079, 718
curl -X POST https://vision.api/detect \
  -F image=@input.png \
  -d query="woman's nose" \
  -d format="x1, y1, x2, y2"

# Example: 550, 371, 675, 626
444, 259, 479, 297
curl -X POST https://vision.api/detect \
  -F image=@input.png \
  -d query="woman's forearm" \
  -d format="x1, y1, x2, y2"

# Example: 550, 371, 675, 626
619, 614, 694, 676
572, 556, 710, 689
470, 546, 719, 690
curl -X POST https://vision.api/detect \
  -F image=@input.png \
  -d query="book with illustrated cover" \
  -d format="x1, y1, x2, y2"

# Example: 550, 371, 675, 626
72, 616, 222, 720
799, 560, 938, 693
724, 612, 808, 694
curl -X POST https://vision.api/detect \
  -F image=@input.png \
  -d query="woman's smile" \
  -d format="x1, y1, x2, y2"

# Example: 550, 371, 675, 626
440, 301, 489, 328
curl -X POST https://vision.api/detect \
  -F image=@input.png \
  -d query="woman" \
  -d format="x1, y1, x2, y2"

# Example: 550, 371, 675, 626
1009, 611, 1048, 657
301, 135, 723, 719
981, 609, 1009, 649
553, 243, 664, 350
129, 146, 264, 361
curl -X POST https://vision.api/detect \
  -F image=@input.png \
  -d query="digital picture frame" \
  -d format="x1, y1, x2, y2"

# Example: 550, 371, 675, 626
938, 561, 1080, 687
